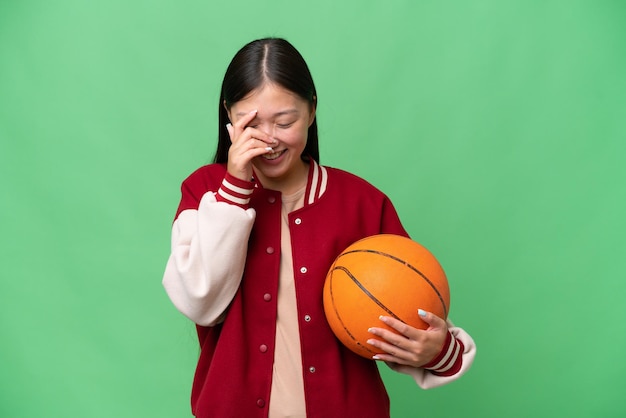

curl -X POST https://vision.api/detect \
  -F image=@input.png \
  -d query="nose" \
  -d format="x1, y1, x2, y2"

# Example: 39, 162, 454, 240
254, 123, 279, 146
269, 124, 281, 144
256, 122, 275, 138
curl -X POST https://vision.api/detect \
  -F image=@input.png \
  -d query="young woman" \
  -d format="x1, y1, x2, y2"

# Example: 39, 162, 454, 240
163, 38, 476, 418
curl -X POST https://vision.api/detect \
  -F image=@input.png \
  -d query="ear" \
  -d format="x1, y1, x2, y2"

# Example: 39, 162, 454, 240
308, 96, 317, 127
223, 100, 232, 123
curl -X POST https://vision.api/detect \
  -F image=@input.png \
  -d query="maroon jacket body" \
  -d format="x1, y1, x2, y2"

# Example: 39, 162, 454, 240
174, 162, 408, 417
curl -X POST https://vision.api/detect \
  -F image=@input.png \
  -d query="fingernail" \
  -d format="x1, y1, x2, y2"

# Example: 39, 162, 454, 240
372, 355, 381, 360
250, 109, 258, 114
418, 309, 427, 317
265, 147, 274, 152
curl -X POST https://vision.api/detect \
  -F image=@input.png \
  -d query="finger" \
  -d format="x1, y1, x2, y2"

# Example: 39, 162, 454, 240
417, 309, 446, 330
228, 134, 270, 156
247, 130, 277, 146
236, 137, 275, 154
226, 123, 234, 141
231, 111, 277, 146
229, 110, 261, 144
367, 337, 414, 365
231, 127, 275, 148
366, 336, 404, 358
367, 325, 410, 349
233, 109, 258, 133
238, 146, 275, 161
368, 326, 432, 367
376, 315, 420, 340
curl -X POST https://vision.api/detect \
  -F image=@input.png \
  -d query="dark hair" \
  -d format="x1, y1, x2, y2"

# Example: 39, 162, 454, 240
213, 38, 319, 163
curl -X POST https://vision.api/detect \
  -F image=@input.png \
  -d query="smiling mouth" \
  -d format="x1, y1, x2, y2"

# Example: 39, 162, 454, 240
263, 149, 286, 160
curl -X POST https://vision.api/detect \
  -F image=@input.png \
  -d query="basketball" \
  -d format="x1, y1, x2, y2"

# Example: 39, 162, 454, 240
323, 234, 450, 359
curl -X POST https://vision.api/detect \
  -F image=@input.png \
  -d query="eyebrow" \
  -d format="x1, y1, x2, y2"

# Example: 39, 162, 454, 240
235, 109, 300, 118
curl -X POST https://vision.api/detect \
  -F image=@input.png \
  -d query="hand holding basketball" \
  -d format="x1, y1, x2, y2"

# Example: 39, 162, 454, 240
366, 309, 448, 368
323, 234, 450, 359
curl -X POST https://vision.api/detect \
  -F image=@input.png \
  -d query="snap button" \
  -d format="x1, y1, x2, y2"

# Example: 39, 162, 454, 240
263, 293, 272, 302
256, 398, 265, 408
259, 344, 268, 353
309, 366, 316, 373
294, 218, 302, 225
300, 267, 307, 274
304, 315, 311, 322
267, 196, 276, 204
266, 246, 275, 254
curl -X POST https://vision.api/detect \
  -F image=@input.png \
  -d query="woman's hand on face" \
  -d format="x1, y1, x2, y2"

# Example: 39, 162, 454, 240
226, 109, 277, 181
366, 309, 448, 369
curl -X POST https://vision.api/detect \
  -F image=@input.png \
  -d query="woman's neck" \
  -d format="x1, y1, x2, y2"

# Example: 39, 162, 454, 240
253, 160, 309, 195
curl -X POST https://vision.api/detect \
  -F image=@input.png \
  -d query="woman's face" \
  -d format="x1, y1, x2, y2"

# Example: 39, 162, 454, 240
227, 83, 316, 192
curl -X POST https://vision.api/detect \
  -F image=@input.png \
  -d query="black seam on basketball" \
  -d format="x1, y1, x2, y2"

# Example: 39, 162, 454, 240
333, 266, 403, 322
328, 268, 376, 356
338, 249, 449, 317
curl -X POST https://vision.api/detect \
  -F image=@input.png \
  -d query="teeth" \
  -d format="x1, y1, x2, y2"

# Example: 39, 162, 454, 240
264, 150, 283, 160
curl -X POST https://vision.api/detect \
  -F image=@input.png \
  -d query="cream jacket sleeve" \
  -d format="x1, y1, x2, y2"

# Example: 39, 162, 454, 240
162, 190, 255, 326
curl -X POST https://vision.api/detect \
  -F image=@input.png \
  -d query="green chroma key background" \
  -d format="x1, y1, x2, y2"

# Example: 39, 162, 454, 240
1, 1, 624, 417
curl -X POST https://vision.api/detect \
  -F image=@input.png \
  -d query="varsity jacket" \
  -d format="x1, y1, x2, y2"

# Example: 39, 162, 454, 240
163, 160, 476, 418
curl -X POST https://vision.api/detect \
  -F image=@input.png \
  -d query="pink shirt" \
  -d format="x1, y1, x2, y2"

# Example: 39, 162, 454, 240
269, 186, 306, 417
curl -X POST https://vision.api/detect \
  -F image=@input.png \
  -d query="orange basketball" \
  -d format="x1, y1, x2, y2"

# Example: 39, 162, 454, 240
323, 234, 450, 359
